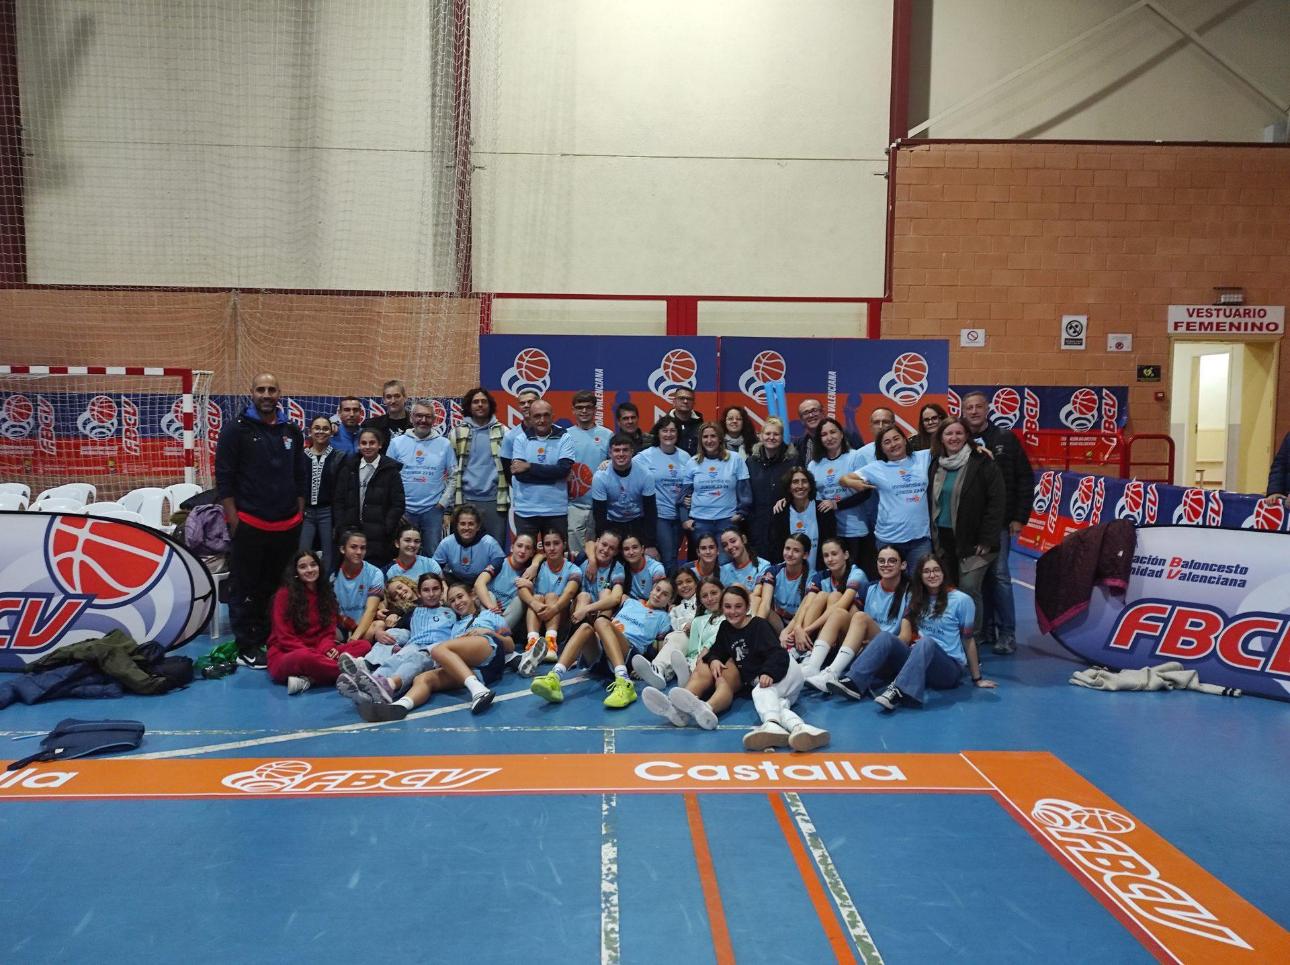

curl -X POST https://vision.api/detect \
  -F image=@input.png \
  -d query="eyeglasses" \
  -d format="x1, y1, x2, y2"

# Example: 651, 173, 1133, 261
573, 402, 595, 409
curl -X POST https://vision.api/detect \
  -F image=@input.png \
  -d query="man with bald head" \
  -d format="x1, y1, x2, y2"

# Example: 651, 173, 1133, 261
506, 398, 576, 540
215, 373, 308, 667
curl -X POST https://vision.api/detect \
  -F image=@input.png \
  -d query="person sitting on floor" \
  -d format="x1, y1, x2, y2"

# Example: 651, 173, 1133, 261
267, 550, 372, 695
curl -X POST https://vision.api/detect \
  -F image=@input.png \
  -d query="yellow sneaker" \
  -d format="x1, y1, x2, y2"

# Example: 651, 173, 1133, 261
603, 676, 638, 709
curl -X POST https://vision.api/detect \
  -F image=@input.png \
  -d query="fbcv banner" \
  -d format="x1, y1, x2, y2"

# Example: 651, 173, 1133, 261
1022, 470, 1289, 554
1049, 527, 1290, 702
949, 385, 1128, 434
0, 511, 215, 670
719, 338, 949, 440
481, 336, 719, 432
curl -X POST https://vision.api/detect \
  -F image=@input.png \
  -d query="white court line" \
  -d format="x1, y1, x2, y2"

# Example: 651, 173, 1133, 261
601, 729, 621, 965
129, 675, 592, 760
1013, 578, 1035, 590
783, 791, 883, 964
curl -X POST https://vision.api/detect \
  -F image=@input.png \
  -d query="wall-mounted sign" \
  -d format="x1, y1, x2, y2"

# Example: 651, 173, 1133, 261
960, 328, 986, 348
1136, 364, 1161, 383
1107, 333, 1132, 352
1061, 314, 1087, 350
1167, 305, 1284, 337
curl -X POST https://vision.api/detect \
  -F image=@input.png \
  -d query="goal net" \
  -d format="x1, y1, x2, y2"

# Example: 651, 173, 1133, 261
0, 365, 213, 502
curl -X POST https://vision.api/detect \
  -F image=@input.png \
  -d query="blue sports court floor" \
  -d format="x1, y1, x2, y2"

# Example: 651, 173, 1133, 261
2, 552, 1287, 962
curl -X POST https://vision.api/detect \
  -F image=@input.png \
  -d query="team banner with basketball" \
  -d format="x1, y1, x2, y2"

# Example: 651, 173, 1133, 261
948, 385, 1128, 434
1021, 470, 1288, 555
1045, 526, 1290, 702
0, 511, 215, 670
717, 338, 949, 438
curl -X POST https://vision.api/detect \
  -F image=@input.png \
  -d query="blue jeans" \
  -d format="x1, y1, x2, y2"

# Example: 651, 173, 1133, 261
844, 630, 963, 705
982, 528, 1016, 644
405, 507, 445, 556
690, 516, 733, 562
655, 518, 682, 576
877, 536, 932, 575
299, 506, 335, 573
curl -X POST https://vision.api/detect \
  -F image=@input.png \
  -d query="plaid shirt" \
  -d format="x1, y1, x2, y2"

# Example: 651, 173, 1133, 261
451, 420, 510, 511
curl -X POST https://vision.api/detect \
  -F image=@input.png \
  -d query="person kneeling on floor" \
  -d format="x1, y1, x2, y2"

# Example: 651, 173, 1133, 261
641, 584, 829, 753
344, 583, 509, 720
531, 579, 674, 709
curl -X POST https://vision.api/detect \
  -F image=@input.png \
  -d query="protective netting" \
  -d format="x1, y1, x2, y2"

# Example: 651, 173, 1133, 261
1, 1, 500, 496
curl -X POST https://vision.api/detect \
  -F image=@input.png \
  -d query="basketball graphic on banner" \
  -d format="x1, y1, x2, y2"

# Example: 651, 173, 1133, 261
1172, 487, 1208, 526
1059, 387, 1101, 431
47, 516, 173, 605
432, 400, 447, 425
878, 353, 929, 407
568, 462, 594, 499
648, 349, 699, 403
0, 393, 34, 439
222, 760, 313, 793
1243, 498, 1286, 532
501, 348, 552, 397
736, 350, 786, 405
77, 394, 119, 440
989, 387, 1021, 429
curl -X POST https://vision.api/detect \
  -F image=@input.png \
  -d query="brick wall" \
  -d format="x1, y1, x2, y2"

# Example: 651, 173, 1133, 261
886, 142, 1290, 441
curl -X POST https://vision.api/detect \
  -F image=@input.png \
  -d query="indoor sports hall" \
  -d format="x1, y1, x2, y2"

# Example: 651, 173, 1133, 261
1, 2, 1289, 962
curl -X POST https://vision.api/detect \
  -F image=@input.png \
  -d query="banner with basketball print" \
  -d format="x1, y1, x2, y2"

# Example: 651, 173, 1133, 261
1044, 526, 1290, 702
480, 336, 720, 432
950, 385, 1129, 434
718, 338, 950, 439
1020, 470, 1287, 554
0, 511, 215, 670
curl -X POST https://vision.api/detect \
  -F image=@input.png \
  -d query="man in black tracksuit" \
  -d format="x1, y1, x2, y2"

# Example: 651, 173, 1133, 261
961, 391, 1034, 655
215, 373, 308, 666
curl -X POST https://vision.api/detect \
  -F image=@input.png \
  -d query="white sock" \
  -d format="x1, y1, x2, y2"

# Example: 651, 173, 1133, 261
553, 663, 570, 679
464, 676, 485, 697
804, 642, 829, 675
394, 696, 415, 710
613, 664, 628, 679
827, 646, 855, 674
526, 631, 540, 647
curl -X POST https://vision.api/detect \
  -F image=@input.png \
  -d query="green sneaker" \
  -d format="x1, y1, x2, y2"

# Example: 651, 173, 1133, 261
531, 671, 564, 704
603, 676, 638, 709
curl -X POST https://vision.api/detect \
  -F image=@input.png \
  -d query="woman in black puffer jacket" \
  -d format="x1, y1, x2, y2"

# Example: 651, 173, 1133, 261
333, 428, 406, 569
744, 417, 799, 562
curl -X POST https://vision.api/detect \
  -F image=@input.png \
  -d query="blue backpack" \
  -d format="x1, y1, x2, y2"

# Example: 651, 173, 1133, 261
6, 719, 145, 770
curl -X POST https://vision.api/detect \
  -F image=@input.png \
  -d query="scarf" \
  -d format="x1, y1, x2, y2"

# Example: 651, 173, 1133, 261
932, 447, 972, 534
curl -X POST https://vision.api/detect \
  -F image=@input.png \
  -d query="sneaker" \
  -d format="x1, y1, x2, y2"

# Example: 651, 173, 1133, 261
517, 639, 546, 677
826, 677, 865, 701
531, 671, 564, 704
603, 676, 638, 709
788, 723, 830, 752
642, 686, 688, 727
374, 701, 409, 722
631, 654, 666, 690
353, 666, 395, 705
337, 653, 364, 678
335, 673, 361, 703
236, 647, 268, 670
805, 669, 837, 694
542, 639, 559, 663
503, 651, 523, 672
286, 675, 311, 696
874, 684, 904, 711
993, 637, 1016, 655
470, 688, 495, 715
356, 698, 380, 723
669, 651, 691, 687
669, 688, 717, 730
743, 720, 791, 751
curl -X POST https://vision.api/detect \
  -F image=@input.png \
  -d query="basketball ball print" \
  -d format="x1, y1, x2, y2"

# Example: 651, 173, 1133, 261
878, 352, 929, 407
1242, 497, 1287, 532
989, 387, 1021, 429
648, 348, 699, 403
0, 393, 34, 439
568, 462, 594, 499
1031, 798, 1136, 835
501, 348, 552, 397
1059, 387, 1100, 431
77, 394, 119, 440
736, 350, 786, 405
47, 516, 173, 606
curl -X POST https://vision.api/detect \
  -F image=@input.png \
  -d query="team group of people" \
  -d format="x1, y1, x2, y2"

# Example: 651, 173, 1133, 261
216, 373, 1034, 752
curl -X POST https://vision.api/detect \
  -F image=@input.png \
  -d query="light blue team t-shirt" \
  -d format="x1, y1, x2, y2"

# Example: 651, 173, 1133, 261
625, 556, 666, 599
510, 430, 578, 517
499, 423, 525, 460
386, 555, 442, 584
863, 582, 911, 637
404, 605, 457, 648
591, 462, 656, 522
761, 562, 811, 616
785, 503, 820, 569
613, 598, 672, 651
911, 589, 975, 665
633, 447, 694, 520
565, 424, 612, 510
856, 449, 933, 543
450, 608, 510, 640
809, 449, 871, 538
534, 558, 583, 596
332, 562, 386, 623
687, 455, 749, 521
433, 534, 505, 583
807, 564, 868, 597
720, 557, 771, 593
387, 433, 454, 514
483, 555, 531, 607
578, 555, 627, 598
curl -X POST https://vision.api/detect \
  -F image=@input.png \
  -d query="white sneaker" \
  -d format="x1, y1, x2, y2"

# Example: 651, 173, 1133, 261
669, 650, 691, 687
286, 675, 311, 696
632, 654, 666, 690
517, 639, 545, 677
642, 686, 688, 727
805, 668, 836, 694
669, 687, 717, 730
788, 723, 830, 753
743, 720, 791, 751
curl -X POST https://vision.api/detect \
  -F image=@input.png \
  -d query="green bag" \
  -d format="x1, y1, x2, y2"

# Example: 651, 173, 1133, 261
194, 640, 239, 679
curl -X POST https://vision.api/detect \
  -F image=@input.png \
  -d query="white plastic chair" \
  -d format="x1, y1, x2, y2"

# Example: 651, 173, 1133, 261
29, 497, 88, 514
0, 492, 27, 511
164, 482, 202, 513
33, 483, 96, 507
85, 502, 148, 523
119, 487, 171, 530
0, 482, 30, 501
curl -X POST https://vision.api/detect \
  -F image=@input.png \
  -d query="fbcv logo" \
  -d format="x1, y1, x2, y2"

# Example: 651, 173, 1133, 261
501, 348, 551, 398
1109, 600, 1290, 678
648, 349, 699, 403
